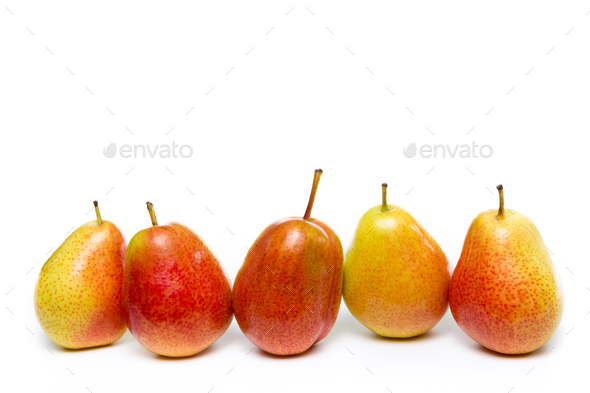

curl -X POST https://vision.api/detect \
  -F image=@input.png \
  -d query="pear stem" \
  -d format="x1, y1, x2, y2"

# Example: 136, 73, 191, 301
303, 169, 323, 221
381, 183, 388, 212
146, 202, 158, 226
93, 201, 103, 226
496, 184, 505, 220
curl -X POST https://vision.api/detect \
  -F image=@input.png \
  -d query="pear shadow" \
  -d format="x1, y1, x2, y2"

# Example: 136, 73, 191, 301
252, 342, 324, 360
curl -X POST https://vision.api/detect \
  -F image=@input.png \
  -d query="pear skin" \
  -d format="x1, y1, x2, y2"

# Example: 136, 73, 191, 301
34, 201, 127, 349
343, 184, 450, 338
123, 202, 232, 357
449, 185, 564, 354
232, 170, 343, 355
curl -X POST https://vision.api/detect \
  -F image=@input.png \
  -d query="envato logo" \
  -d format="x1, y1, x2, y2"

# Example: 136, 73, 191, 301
403, 142, 493, 159
103, 142, 193, 158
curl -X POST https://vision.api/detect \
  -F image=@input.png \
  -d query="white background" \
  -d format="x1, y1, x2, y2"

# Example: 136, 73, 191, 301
2, 1, 589, 392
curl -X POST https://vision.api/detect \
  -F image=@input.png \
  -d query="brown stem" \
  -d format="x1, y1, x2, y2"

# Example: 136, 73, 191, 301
93, 201, 103, 226
146, 202, 158, 226
381, 183, 388, 212
303, 169, 323, 221
496, 184, 505, 220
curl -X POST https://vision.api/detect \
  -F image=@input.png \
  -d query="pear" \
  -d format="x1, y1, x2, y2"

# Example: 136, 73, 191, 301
232, 169, 343, 355
449, 185, 564, 354
34, 201, 127, 349
123, 202, 232, 357
343, 184, 450, 337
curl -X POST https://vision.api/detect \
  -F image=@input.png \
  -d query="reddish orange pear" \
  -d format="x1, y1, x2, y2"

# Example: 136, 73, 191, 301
123, 202, 232, 357
232, 170, 343, 355
34, 201, 127, 349
449, 185, 564, 354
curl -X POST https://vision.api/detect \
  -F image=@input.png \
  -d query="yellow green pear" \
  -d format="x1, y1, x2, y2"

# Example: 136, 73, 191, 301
343, 184, 450, 337
34, 201, 127, 349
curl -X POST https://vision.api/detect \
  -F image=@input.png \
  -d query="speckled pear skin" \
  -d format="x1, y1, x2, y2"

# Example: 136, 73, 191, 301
449, 209, 564, 354
34, 220, 127, 349
343, 204, 450, 338
232, 217, 343, 355
123, 222, 232, 357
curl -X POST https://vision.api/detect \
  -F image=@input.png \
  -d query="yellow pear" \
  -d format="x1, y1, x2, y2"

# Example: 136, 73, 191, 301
343, 184, 450, 337
34, 201, 127, 349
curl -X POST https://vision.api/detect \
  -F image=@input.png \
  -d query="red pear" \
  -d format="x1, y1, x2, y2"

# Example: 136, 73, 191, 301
123, 202, 232, 357
232, 169, 343, 355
